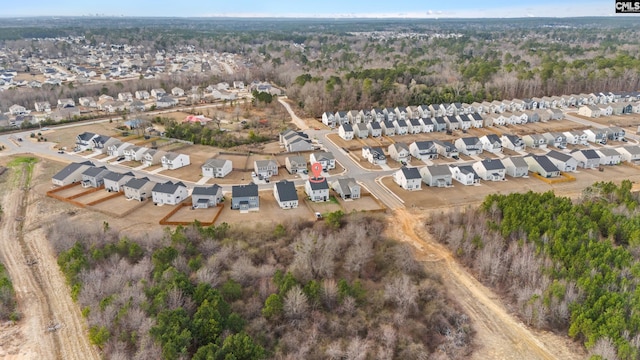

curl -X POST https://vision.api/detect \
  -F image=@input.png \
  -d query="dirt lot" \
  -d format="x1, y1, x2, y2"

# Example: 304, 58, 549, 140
382, 163, 640, 209
215, 189, 315, 225
304, 196, 344, 214
165, 203, 223, 223
89, 194, 148, 217
570, 111, 640, 128
46, 122, 121, 150
338, 194, 386, 213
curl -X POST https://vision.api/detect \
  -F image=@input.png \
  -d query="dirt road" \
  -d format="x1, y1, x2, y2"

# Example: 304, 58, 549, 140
390, 209, 585, 360
0, 161, 99, 360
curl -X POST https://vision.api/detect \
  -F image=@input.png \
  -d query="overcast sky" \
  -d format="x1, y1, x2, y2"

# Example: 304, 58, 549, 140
4, 0, 614, 18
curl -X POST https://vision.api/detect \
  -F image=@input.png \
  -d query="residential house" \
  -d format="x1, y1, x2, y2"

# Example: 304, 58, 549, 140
578, 105, 601, 118
334, 111, 349, 125
535, 109, 551, 122
393, 107, 409, 120
150, 88, 166, 99
78, 97, 97, 108
428, 104, 443, 117
502, 156, 529, 178
503, 112, 518, 125
597, 148, 622, 165
355, 123, 369, 138
347, 110, 361, 124
472, 159, 506, 181
305, 178, 330, 202
171, 87, 185, 96
542, 132, 567, 148
571, 149, 601, 169
584, 129, 608, 145
273, 180, 299, 209
434, 140, 459, 158
372, 108, 386, 122
143, 149, 167, 167
135, 90, 150, 100
381, 120, 396, 136
75, 132, 99, 151
231, 183, 259, 211
524, 155, 561, 178
103, 171, 134, 192
393, 166, 422, 191
407, 119, 423, 134
564, 130, 588, 145
444, 116, 460, 131
128, 100, 146, 112
310, 152, 336, 170
192, 185, 224, 209
51, 161, 94, 186
358, 110, 373, 123
92, 135, 120, 154
607, 127, 626, 141
34, 101, 51, 112
57, 98, 75, 109
479, 134, 503, 154
254, 159, 278, 178
468, 113, 484, 128
524, 110, 540, 123
611, 103, 625, 115
409, 141, 438, 160
201, 158, 232, 178
419, 118, 435, 133
108, 142, 131, 157
152, 181, 188, 205
457, 115, 472, 130
417, 105, 432, 118
123, 177, 156, 201
523, 134, 548, 149
367, 121, 382, 137
280, 130, 314, 152
618, 146, 640, 162
162, 152, 191, 170
501, 134, 525, 151
419, 165, 452, 187
394, 119, 409, 135
285, 156, 307, 174
471, 102, 485, 114
450, 165, 480, 185
331, 178, 361, 200
388, 142, 411, 163
362, 146, 387, 165
514, 112, 529, 124
598, 105, 613, 117
455, 137, 483, 156
118, 92, 133, 102
123, 146, 148, 161
338, 123, 354, 140
546, 150, 578, 172
547, 108, 564, 120
156, 96, 178, 108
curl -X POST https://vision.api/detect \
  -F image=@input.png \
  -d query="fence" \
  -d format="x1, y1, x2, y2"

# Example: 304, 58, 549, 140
159, 202, 224, 226
531, 172, 576, 184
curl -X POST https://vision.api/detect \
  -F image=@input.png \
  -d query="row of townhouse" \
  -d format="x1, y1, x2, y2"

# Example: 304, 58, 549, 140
321, 91, 640, 129
391, 143, 640, 191
75, 132, 191, 170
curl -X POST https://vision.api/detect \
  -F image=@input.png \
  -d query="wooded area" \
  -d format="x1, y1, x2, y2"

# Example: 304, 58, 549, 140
46, 213, 473, 359
428, 181, 640, 360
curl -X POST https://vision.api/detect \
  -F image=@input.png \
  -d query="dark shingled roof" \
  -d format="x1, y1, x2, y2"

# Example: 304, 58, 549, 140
192, 185, 221, 196
400, 166, 421, 180
124, 177, 153, 190
275, 180, 298, 202
152, 181, 186, 194
232, 183, 258, 198
479, 159, 505, 171
52, 161, 93, 181
308, 177, 329, 190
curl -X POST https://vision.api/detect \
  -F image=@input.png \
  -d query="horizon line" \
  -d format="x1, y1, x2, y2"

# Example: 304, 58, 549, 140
0, 14, 621, 19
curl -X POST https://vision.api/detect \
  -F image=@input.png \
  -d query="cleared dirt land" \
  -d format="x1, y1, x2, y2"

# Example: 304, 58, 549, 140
214, 190, 316, 225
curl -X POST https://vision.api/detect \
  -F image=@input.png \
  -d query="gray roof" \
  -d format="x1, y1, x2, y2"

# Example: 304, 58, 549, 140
413, 140, 435, 150
461, 137, 480, 145
409, 119, 421, 126
203, 158, 231, 168
52, 161, 93, 181
287, 156, 306, 166
434, 117, 446, 124
341, 123, 353, 132
622, 145, 640, 155
308, 177, 329, 190
82, 166, 109, 177
103, 171, 134, 182
125, 177, 153, 190
369, 121, 381, 129
255, 159, 277, 167
313, 152, 334, 161
152, 181, 186, 194
395, 119, 408, 127
528, 155, 560, 172
383, 120, 394, 128
366, 146, 386, 160
507, 156, 528, 168
335, 178, 359, 196
77, 132, 96, 141
546, 150, 572, 162
392, 142, 410, 152
356, 123, 368, 131
479, 159, 505, 171
573, 149, 601, 160
232, 183, 258, 197
483, 134, 501, 143
400, 166, 421, 180
426, 165, 451, 176
598, 148, 621, 157
275, 180, 298, 202
456, 165, 479, 178
163, 152, 181, 160
93, 135, 111, 145
192, 185, 221, 196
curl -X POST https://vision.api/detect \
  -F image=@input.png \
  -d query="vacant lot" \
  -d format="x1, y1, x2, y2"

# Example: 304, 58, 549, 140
570, 112, 640, 128
339, 194, 386, 213
47, 122, 120, 150
164, 203, 223, 223
305, 196, 344, 214
382, 163, 640, 209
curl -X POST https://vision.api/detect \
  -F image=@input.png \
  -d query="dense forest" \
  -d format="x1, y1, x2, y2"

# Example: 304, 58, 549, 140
47, 212, 473, 359
428, 181, 640, 360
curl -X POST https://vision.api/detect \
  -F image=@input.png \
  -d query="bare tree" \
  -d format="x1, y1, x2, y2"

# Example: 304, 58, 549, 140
283, 286, 309, 322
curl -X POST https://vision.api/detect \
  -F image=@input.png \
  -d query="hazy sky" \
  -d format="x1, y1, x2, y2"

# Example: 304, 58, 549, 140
5, 0, 613, 18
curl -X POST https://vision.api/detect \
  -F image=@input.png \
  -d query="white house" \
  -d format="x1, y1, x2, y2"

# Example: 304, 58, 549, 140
192, 185, 224, 209
339, 123, 354, 140
362, 146, 387, 165
202, 158, 232, 178
597, 148, 622, 165
393, 167, 422, 191
388, 142, 411, 163
367, 121, 382, 137
502, 156, 529, 178
578, 105, 601, 118
254, 159, 278, 178
584, 129, 608, 145
274, 180, 299, 209
381, 120, 396, 136
472, 159, 506, 181
479, 134, 503, 154
450, 165, 480, 185
305, 178, 330, 202
419, 165, 452, 187
455, 137, 483, 156
564, 131, 588, 146
409, 141, 438, 160
310, 152, 336, 170
571, 149, 601, 169
501, 134, 525, 151
331, 178, 361, 200
285, 156, 307, 174
355, 123, 369, 138
546, 150, 578, 172
618, 145, 640, 162
523, 134, 548, 149
394, 119, 409, 135
162, 152, 191, 170
524, 155, 561, 178
124, 146, 148, 161
152, 181, 188, 205
51, 161, 94, 186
